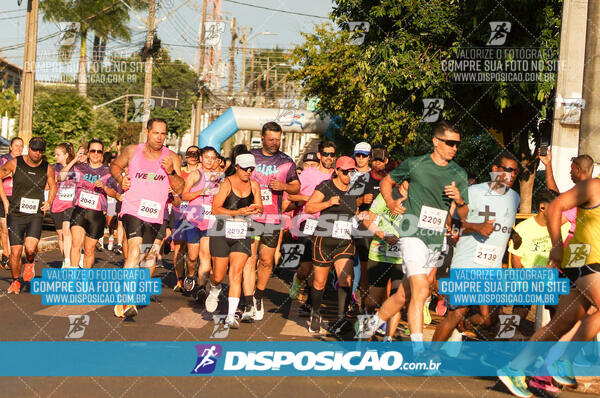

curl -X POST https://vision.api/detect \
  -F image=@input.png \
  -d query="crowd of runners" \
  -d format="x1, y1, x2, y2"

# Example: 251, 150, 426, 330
0, 118, 599, 397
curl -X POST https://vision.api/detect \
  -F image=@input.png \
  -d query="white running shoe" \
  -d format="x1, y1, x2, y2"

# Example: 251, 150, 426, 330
253, 297, 264, 321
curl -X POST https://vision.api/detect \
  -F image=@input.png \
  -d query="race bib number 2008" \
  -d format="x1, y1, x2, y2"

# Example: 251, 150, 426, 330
19, 197, 39, 214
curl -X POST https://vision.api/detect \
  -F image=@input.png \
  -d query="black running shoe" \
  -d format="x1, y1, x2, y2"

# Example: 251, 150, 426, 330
184, 276, 196, 292
308, 311, 321, 334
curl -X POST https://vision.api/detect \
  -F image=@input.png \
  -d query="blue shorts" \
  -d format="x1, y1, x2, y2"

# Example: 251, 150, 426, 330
171, 219, 207, 244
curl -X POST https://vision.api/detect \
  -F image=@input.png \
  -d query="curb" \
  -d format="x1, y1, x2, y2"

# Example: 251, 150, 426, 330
38, 236, 59, 253
573, 377, 600, 395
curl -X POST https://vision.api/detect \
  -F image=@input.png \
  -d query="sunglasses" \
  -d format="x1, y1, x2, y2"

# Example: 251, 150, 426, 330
88, 149, 103, 154
499, 165, 519, 174
186, 152, 199, 157
355, 153, 369, 158
338, 168, 356, 175
240, 166, 255, 172
320, 152, 336, 158
436, 137, 461, 148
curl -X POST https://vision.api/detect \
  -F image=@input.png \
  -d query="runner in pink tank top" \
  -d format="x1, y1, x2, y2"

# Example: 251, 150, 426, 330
0, 137, 23, 269
110, 118, 184, 319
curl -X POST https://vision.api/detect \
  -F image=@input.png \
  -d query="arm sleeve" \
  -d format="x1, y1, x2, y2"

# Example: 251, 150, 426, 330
389, 158, 410, 184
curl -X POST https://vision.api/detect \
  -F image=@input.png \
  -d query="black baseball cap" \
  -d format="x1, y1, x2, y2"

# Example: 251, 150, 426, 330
303, 152, 318, 162
29, 137, 46, 152
371, 148, 388, 162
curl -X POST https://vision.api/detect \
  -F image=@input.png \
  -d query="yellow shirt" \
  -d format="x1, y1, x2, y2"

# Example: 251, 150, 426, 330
562, 204, 600, 268
509, 216, 570, 268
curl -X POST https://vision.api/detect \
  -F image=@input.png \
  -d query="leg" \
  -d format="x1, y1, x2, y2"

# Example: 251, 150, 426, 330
186, 242, 200, 279
197, 236, 211, 287
563, 273, 600, 351
0, 217, 10, 258
242, 239, 259, 297
310, 264, 331, 314
432, 306, 469, 343
386, 280, 405, 339
406, 274, 430, 337
56, 229, 64, 257
22, 236, 39, 268
333, 257, 354, 319
227, 252, 249, 318
256, 244, 277, 291
70, 225, 86, 268
62, 220, 72, 263
9, 244, 23, 279
124, 236, 143, 268
379, 276, 412, 321
82, 236, 98, 268
365, 287, 386, 314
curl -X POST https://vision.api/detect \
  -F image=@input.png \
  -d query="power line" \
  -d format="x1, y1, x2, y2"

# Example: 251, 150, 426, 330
222, 0, 329, 19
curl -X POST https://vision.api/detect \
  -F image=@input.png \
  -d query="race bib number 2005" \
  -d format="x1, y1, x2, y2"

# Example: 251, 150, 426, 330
138, 199, 161, 219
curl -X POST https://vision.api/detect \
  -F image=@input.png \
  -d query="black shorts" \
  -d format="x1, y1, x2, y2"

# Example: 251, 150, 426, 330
0, 196, 9, 218
312, 236, 355, 267
155, 218, 169, 241
71, 206, 106, 240
560, 264, 600, 289
252, 221, 281, 248
367, 259, 404, 287
209, 236, 252, 257
297, 221, 314, 263
51, 207, 74, 231
7, 214, 43, 246
121, 214, 162, 245
354, 236, 372, 261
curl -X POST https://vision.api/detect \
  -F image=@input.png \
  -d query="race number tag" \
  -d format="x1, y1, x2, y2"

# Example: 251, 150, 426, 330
78, 191, 100, 210
303, 218, 318, 235
137, 198, 161, 219
474, 243, 503, 267
332, 220, 352, 240
19, 197, 39, 214
201, 204, 215, 221
260, 189, 273, 206
225, 220, 247, 239
58, 187, 75, 202
179, 201, 189, 212
417, 205, 447, 232
386, 242, 402, 258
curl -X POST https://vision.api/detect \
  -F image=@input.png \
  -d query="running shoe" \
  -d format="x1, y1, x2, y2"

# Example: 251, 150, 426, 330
528, 376, 560, 397
241, 305, 255, 322
308, 311, 321, 334
113, 245, 123, 255
205, 286, 221, 313
7, 280, 21, 294
253, 297, 264, 321
424, 297, 432, 325
225, 315, 240, 329
375, 322, 387, 336
173, 280, 184, 292
497, 365, 532, 398
124, 305, 138, 318
113, 304, 125, 318
184, 276, 196, 292
1, 255, 9, 270
95, 242, 104, 252
548, 359, 577, 388
288, 274, 304, 300
356, 314, 385, 339
22, 262, 35, 282
436, 297, 447, 316
383, 336, 393, 342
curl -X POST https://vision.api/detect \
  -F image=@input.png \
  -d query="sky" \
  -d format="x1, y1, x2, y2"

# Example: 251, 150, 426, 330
0, 0, 336, 87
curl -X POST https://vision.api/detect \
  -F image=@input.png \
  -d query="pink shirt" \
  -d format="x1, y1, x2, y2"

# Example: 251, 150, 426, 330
563, 206, 577, 246
72, 163, 115, 212
120, 144, 171, 223
0, 154, 14, 196
186, 169, 223, 230
51, 163, 77, 213
291, 166, 332, 236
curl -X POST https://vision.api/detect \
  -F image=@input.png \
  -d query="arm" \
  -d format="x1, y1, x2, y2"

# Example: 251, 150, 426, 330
181, 171, 201, 201
539, 148, 559, 193
58, 147, 86, 181
43, 164, 58, 213
305, 190, 337, 214
165, 152, 184, 194
110, 144, 135, 186
511, 254, 524, 269
287, 193, 310, 202
250, 180, 263, 214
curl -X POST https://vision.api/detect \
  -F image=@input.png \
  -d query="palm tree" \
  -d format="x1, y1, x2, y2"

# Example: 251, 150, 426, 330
40, 0, 144, 97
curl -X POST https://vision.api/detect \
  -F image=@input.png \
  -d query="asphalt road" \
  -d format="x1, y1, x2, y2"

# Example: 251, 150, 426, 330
0, 247, 589, 398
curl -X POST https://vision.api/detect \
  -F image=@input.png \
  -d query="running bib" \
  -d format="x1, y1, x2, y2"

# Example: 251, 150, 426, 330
474, 243, 503, 267
417, 205, 447, 232
303, 218, 318, 235
225, 220, 247, 239
179, 201, 189, 212
201, 204, 215, 221
332, 220, 352, 240
58, 187, 75, 202
78, 191, 100, 210
19, 197, 39, 214
386, 242, 402, 258
138, 198, 161, 219
260, 189, 273, 206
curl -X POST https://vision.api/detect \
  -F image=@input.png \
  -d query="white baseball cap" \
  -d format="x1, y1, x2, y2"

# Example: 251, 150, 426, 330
354, 142, 371, 155
236, 153, 256, 168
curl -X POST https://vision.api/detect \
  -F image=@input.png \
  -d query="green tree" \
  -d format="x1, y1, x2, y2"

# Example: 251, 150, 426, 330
291, 0, 562, 212
0, 85, 19, 119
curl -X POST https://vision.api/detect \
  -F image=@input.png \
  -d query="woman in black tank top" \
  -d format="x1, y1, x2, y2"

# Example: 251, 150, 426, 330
206, 153, 262, 328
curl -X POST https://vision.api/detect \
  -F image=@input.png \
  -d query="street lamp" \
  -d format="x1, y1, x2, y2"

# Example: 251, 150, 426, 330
239, 30, 278, 90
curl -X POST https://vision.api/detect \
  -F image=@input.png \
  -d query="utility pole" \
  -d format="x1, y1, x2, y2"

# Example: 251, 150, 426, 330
192, 0, 208, 145
265, 57, 270, 98
139, 0, 156, 143
19, 0, 40, 146
123, 88, 130, 123
228, 17, 237, 99
240, 27, 248, 91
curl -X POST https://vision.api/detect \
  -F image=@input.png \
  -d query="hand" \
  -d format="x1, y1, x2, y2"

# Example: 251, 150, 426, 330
538, 147, 552, 166
268, 178, 286, 191
161, 156, 174, 174
41, 201, 50, 213
356, 211, 370, 221
476, 219, 495, 237
117, 194, 123, 201
328, 196, 341, 206
76, 147, 86, 163
363, 193, 373, 205
383, 235, 399, 247
248, 203, 261, 214
94, 179, 105, 189
444, 181, 462, 203
238, 206, 255, 216
547, 245, 563, 269
389, 192, 407, 216
121, 175, 131, 191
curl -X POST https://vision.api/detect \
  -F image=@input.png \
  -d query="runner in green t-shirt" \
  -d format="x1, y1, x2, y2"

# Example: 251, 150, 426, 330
358, 121, 469, 353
